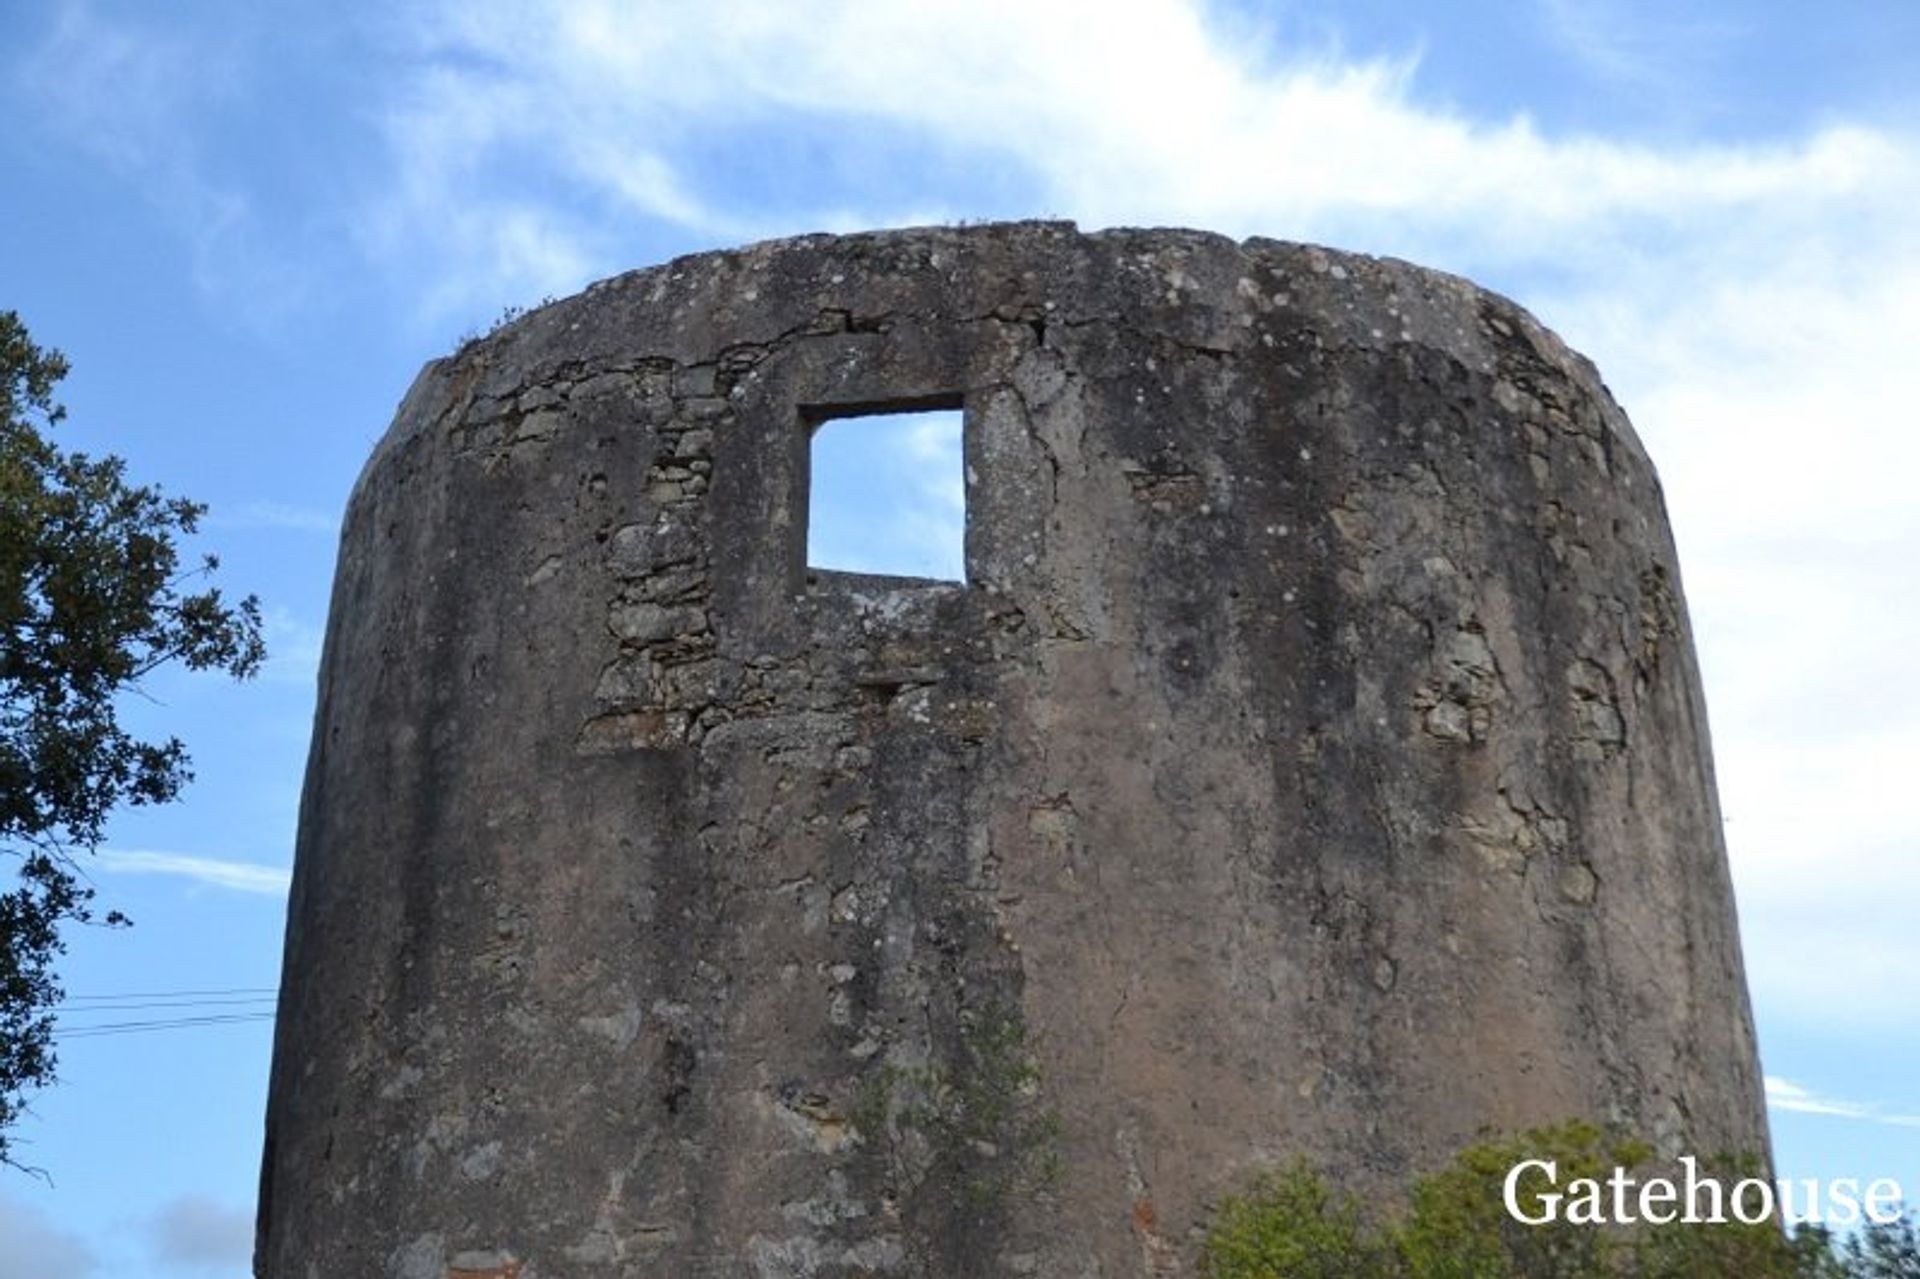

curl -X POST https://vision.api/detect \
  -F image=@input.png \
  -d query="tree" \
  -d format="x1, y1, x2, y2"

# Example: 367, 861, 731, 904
1844, 1210, 1920, 1279
1, 310, 263, 1170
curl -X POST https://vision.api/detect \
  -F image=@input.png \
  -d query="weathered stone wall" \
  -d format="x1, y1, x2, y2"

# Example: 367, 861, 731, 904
257, 222, 1767, 1277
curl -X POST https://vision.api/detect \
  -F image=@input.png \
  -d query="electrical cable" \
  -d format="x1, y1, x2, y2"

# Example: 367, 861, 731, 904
60, 986, 278, 1001
56, 995, 277, 1013
52, 1012, 277, 1039
48, 988, 282, 1040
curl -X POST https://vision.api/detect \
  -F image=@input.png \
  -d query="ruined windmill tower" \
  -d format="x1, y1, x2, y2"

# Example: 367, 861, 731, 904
257, 223, 1767, 1276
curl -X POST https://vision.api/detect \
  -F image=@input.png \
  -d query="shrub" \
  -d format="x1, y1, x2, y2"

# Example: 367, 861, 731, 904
1200, 1121, 1899, 1279
1201, 1161, 1392, 1279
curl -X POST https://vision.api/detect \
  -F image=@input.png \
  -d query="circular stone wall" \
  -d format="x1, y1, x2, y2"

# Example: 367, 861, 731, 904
258, 222, 1766, 1277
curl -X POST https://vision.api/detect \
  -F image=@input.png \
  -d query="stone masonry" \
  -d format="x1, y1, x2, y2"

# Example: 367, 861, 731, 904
257, 222, 1768, 1277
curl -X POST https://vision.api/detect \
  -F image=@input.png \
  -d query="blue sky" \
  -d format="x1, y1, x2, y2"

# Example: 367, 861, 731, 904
2, 1, 1917, 1272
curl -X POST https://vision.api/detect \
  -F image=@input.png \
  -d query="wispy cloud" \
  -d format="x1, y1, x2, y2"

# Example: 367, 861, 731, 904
1542, 219, 1920, 1033
808, 410, 966, 581
14, 2, 240, 172
1533, 0, 1741, 94
147, 1194, 254, 1269
97, 849, 290, 896
260, 605, 326, 686
378, 1, 1906, 267
11, 4, 316, 326
1767, 1077, 1920, 1129
210, 501, 340, 536
0, 1194, 97, 1279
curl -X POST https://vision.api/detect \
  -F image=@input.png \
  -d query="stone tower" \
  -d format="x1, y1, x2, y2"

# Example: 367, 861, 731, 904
257, 223, 1767, 1277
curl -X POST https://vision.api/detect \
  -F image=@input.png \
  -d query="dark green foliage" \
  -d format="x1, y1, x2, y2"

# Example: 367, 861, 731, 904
1394, 1121, 1647, 1278
0, 310, 263, 1169
1634, 1151, 1839, 1279
1626, 1204, 1827, 1279
1842, 1210, 1920, 1278
1201, 1121, 1904, 1279
1200, 1162, 1393, 1279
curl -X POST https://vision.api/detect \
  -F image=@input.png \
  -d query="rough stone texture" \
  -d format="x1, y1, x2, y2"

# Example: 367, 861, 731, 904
257, 222, 1766, 1277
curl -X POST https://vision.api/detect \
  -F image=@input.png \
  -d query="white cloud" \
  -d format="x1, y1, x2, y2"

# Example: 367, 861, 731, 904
1768, 1077, 1920, 1129
894, 412, 968, 581
361, 58, 611, 321
148, 1194, 255, 1270
1529, 186, 1920, 1032
0, 1194, 97, 1279
97, 849, 290, 896
379, 1, 1907, 262
1533, 0, 1742, 94
809, 410, 965, 580
355, 1, 1920, 1031
260, 606, 327, 687
213, 501, 341, 536
12, 4, 311, 324
14, 2, 240, 173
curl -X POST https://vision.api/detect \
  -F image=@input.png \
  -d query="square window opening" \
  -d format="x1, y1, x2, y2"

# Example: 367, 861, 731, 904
804, 398, 966, 584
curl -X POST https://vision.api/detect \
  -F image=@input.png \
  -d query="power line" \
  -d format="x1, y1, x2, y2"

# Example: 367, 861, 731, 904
52, 1012, 277, 1040
47, 986, 282, 1040
57, 995, 278, 1013
60, 986, 278, 1001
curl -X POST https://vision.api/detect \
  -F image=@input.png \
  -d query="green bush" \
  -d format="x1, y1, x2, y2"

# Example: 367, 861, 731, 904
1200, 1162, 1393, 1279
1393, 1121, 1643, 1279
1199, 1121, 1906, 1279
